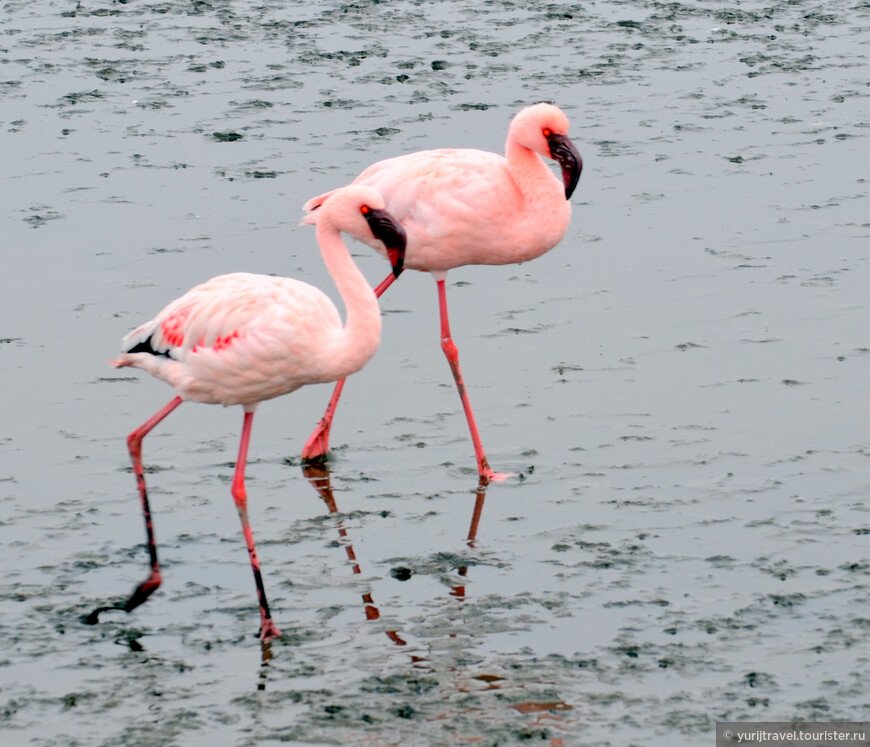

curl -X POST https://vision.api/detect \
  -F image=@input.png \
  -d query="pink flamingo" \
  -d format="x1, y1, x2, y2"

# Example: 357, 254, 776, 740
300, 103, 582, 484
87, 185, 406, 641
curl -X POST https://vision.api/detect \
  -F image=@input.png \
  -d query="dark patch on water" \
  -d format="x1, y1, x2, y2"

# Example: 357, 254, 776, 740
210, 131, 243, 142
22, 205, 65, 227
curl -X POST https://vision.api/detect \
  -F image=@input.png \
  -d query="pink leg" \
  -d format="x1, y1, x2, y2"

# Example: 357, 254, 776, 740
436, 279, 509, 485
233, 411, 282, 641
302, 271, 399, 463
86, 396, 183, 624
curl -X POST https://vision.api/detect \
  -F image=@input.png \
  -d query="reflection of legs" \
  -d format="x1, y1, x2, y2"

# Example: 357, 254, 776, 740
302, 272, 400, 462
436, 279, 507, 484
86, 396, 183, 624
302, 463, 406, 646
452, 483, 488, 599
233, 411, 282, 641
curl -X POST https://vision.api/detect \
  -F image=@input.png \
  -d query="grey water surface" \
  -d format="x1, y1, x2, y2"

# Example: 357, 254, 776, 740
1, 0, 869, 745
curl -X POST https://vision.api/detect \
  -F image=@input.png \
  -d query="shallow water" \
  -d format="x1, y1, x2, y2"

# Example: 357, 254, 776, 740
1, 0, 869, 744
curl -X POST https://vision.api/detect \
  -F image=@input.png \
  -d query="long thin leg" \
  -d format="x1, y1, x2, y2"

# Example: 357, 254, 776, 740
436, 279, 509, 485
233, 411, 282, 641
86, 395, 183, 624
302, 271, 399, 463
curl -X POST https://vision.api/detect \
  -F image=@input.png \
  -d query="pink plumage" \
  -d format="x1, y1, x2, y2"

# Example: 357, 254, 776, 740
301, 103, 582, 484
88, 185, 406, 642
112, 272, 368, 407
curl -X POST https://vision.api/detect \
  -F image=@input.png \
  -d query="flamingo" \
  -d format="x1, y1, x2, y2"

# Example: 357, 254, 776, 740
87, 185, 406, 642
300, 102, 582, 484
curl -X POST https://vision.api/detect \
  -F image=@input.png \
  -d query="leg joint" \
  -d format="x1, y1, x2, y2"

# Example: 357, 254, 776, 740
440, 336, 459, 363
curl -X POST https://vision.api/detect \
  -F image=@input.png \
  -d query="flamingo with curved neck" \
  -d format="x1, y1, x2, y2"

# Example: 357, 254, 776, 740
87, 185, 406, 641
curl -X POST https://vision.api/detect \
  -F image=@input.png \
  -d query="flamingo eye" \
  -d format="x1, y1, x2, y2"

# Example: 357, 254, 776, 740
360, 205, 371, 215
542, 127, 552, 138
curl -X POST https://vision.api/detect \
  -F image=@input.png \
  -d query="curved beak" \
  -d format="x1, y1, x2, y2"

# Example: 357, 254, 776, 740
364, 208, 406, 278
546, 132, 582, 200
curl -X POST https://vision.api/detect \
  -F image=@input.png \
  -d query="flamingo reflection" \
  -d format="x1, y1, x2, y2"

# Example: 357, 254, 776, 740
257, 639, 275, 691
302, 463, 407, 647
297, 470, 570, 740
450, 483, 488, 600
300, 464, 492, 653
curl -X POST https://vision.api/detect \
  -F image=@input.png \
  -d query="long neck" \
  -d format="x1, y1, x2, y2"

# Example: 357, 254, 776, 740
504, 136, 564, 211
315, 225, 382, 378
505, 136, 565, 199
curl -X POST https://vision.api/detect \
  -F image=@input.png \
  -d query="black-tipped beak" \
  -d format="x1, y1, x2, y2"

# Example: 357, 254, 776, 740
364, 208, 406, 278
546, 132, 582, 199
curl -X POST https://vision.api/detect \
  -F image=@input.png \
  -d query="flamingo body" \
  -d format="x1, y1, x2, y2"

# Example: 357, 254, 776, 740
304, 103, 580, 272
113, 272, 370, 408
301, 103, 582, 482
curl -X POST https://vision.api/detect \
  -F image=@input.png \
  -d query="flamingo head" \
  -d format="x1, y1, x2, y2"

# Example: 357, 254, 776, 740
362, 203, 406, 278
511, 103, 583, 199
313, 185, 407, 278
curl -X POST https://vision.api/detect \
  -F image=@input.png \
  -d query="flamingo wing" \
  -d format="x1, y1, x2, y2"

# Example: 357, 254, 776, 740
115, 273, 343, 405
307, 149, 516, 226
123, 274, 335, 355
